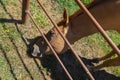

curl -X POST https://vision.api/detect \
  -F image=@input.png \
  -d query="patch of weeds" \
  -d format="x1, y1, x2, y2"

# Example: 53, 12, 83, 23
83, 31, 120, 54
0, 51, 14, 80
54, 0, 79, 15
107, 66, 120, 77
108, 31, 120, 45
0, 11, 6, 17
55, 0, 92, 15
0, 0, 21, 19
97, 31, 120, 53
113, 67, 120, 76
30, 0, 50, 27
1, 23, 21, 41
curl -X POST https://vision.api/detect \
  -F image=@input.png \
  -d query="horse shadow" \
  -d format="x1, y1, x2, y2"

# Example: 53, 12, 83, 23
37, 49, 120, 80
26, 37, 120, 80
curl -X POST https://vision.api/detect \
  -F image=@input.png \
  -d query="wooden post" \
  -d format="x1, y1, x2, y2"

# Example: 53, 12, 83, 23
22, 0, 30, 24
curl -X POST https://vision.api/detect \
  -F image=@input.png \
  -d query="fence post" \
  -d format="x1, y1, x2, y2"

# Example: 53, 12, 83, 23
22, 0, 30, 24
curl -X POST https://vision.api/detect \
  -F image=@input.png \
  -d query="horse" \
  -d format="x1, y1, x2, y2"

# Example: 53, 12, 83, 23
28, 0, 120, 71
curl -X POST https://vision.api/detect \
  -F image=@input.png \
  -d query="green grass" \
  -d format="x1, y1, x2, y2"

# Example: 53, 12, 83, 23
55, 0, 92, 15
55, 0, 79, 15
30, 0, 50, 27
0, 0, 120, 80
0, 0, 50, 80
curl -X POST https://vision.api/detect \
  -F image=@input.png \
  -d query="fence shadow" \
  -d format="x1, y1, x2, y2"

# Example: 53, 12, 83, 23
0, 44, 17, 80
2, 23, 49, 80
2, 24, 34, 80
0, 18, 22, 24
0, 1, 33, 79
0, 1, 22, 24
15, 23, 48, 80
0, 1, 49, 80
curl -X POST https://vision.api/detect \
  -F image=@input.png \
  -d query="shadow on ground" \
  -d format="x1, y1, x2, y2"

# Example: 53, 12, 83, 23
0, 1, 49, 79
0, 1, 22, 24
37, 49, 120, 80
0, 44, 17, 80
1, 0, 120, 80
26, 33, 120, 80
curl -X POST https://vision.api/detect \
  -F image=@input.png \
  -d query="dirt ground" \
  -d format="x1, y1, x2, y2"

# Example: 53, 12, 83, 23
0, 0, 120, 80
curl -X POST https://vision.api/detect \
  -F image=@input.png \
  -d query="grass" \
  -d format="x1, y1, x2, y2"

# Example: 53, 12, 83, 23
0, 0, 51, 80
55, 0, 92, 15
30, 0, 50, 27
0, 0, 120, 80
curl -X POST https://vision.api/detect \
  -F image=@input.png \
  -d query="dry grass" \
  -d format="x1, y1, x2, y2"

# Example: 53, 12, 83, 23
0, 0, 120, 80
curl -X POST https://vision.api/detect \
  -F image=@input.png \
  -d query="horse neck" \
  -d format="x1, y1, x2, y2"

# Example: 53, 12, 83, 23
67, 0, 120, 44
69, 0, 105, 20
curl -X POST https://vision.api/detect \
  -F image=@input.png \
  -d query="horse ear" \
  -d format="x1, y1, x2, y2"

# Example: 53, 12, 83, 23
63, 8, 69, 25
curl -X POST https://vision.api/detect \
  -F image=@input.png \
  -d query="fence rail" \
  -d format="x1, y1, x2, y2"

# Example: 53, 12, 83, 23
22, 0, 30, 24
26, 11, 73, 80
75, 0, 120, 56
21, 0, 120, 80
